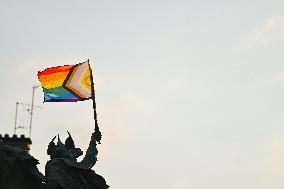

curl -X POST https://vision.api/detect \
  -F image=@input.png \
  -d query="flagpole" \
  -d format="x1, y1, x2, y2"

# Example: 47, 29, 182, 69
88, 59, 101, 144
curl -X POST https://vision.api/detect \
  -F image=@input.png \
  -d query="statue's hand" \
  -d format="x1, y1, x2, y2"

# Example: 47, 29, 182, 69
92, 129, 102, 144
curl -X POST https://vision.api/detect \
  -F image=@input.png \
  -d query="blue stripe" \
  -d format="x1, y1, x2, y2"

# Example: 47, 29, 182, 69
43, 86, 79, 102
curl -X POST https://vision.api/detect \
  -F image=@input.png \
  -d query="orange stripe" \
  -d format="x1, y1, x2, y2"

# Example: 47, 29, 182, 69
38, 71, 70, 83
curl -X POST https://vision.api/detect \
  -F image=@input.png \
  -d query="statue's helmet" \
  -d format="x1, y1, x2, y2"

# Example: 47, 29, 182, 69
47, 135, 67, 158
65, 131, 83, 159
65, 131, 75, 149
47, 136, 56, 157
47, 133, 82, 159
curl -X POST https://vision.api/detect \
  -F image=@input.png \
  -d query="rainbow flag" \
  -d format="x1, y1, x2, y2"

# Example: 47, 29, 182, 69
37, 60, 94, 102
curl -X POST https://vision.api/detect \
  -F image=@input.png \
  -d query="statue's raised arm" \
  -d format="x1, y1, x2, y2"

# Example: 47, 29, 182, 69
79, 129, 101, 168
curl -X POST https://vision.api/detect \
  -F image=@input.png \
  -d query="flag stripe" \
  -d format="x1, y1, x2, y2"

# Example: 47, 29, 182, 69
64, 62, 92, 99
68, 64, 91, 98
38, 71, 70, 83
38, 65, 73, 76
40, 79, 66, 89
38, 65, 74, 89
43, 86, 78, 101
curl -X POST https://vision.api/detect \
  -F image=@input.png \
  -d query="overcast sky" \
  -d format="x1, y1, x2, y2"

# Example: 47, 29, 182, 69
0, 0, 284, 188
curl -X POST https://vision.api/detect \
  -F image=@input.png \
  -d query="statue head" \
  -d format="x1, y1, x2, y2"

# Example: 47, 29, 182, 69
47, 132, 83, 160
65, 131, 83, 159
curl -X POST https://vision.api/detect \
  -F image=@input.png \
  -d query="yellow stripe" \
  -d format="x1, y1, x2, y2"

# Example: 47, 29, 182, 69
40, 78, 66, 89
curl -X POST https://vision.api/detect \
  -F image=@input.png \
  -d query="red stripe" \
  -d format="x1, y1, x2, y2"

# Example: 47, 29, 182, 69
37, 65, 74, 76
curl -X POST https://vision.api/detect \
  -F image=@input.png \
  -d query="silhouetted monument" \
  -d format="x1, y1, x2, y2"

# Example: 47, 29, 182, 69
0, 130, 109, 189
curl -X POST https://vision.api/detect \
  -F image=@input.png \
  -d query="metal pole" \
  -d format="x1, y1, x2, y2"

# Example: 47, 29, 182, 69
29, 85, 39, 138
14, 102, 19, 134
88, 59, 101, 144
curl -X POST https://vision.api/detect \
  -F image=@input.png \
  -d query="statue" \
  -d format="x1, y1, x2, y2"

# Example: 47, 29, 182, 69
45, 129, 109, 189
0, 129, 109, 189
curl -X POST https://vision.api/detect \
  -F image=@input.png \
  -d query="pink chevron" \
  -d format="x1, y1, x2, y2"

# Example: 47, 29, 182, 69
65, 62, 92, 99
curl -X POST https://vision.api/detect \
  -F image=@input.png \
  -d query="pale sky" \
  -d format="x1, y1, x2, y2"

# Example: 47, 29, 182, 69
0, 0, 284, 188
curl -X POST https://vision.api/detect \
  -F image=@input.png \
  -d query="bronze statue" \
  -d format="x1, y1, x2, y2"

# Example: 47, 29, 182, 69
45, 130, 109, 189
0, 129, 109, 189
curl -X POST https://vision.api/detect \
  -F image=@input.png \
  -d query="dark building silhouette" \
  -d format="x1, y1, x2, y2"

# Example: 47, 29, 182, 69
0, 134, 32, 152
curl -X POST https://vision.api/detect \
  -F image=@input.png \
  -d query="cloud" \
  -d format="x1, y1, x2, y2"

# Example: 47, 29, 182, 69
253, 15, 284, 46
